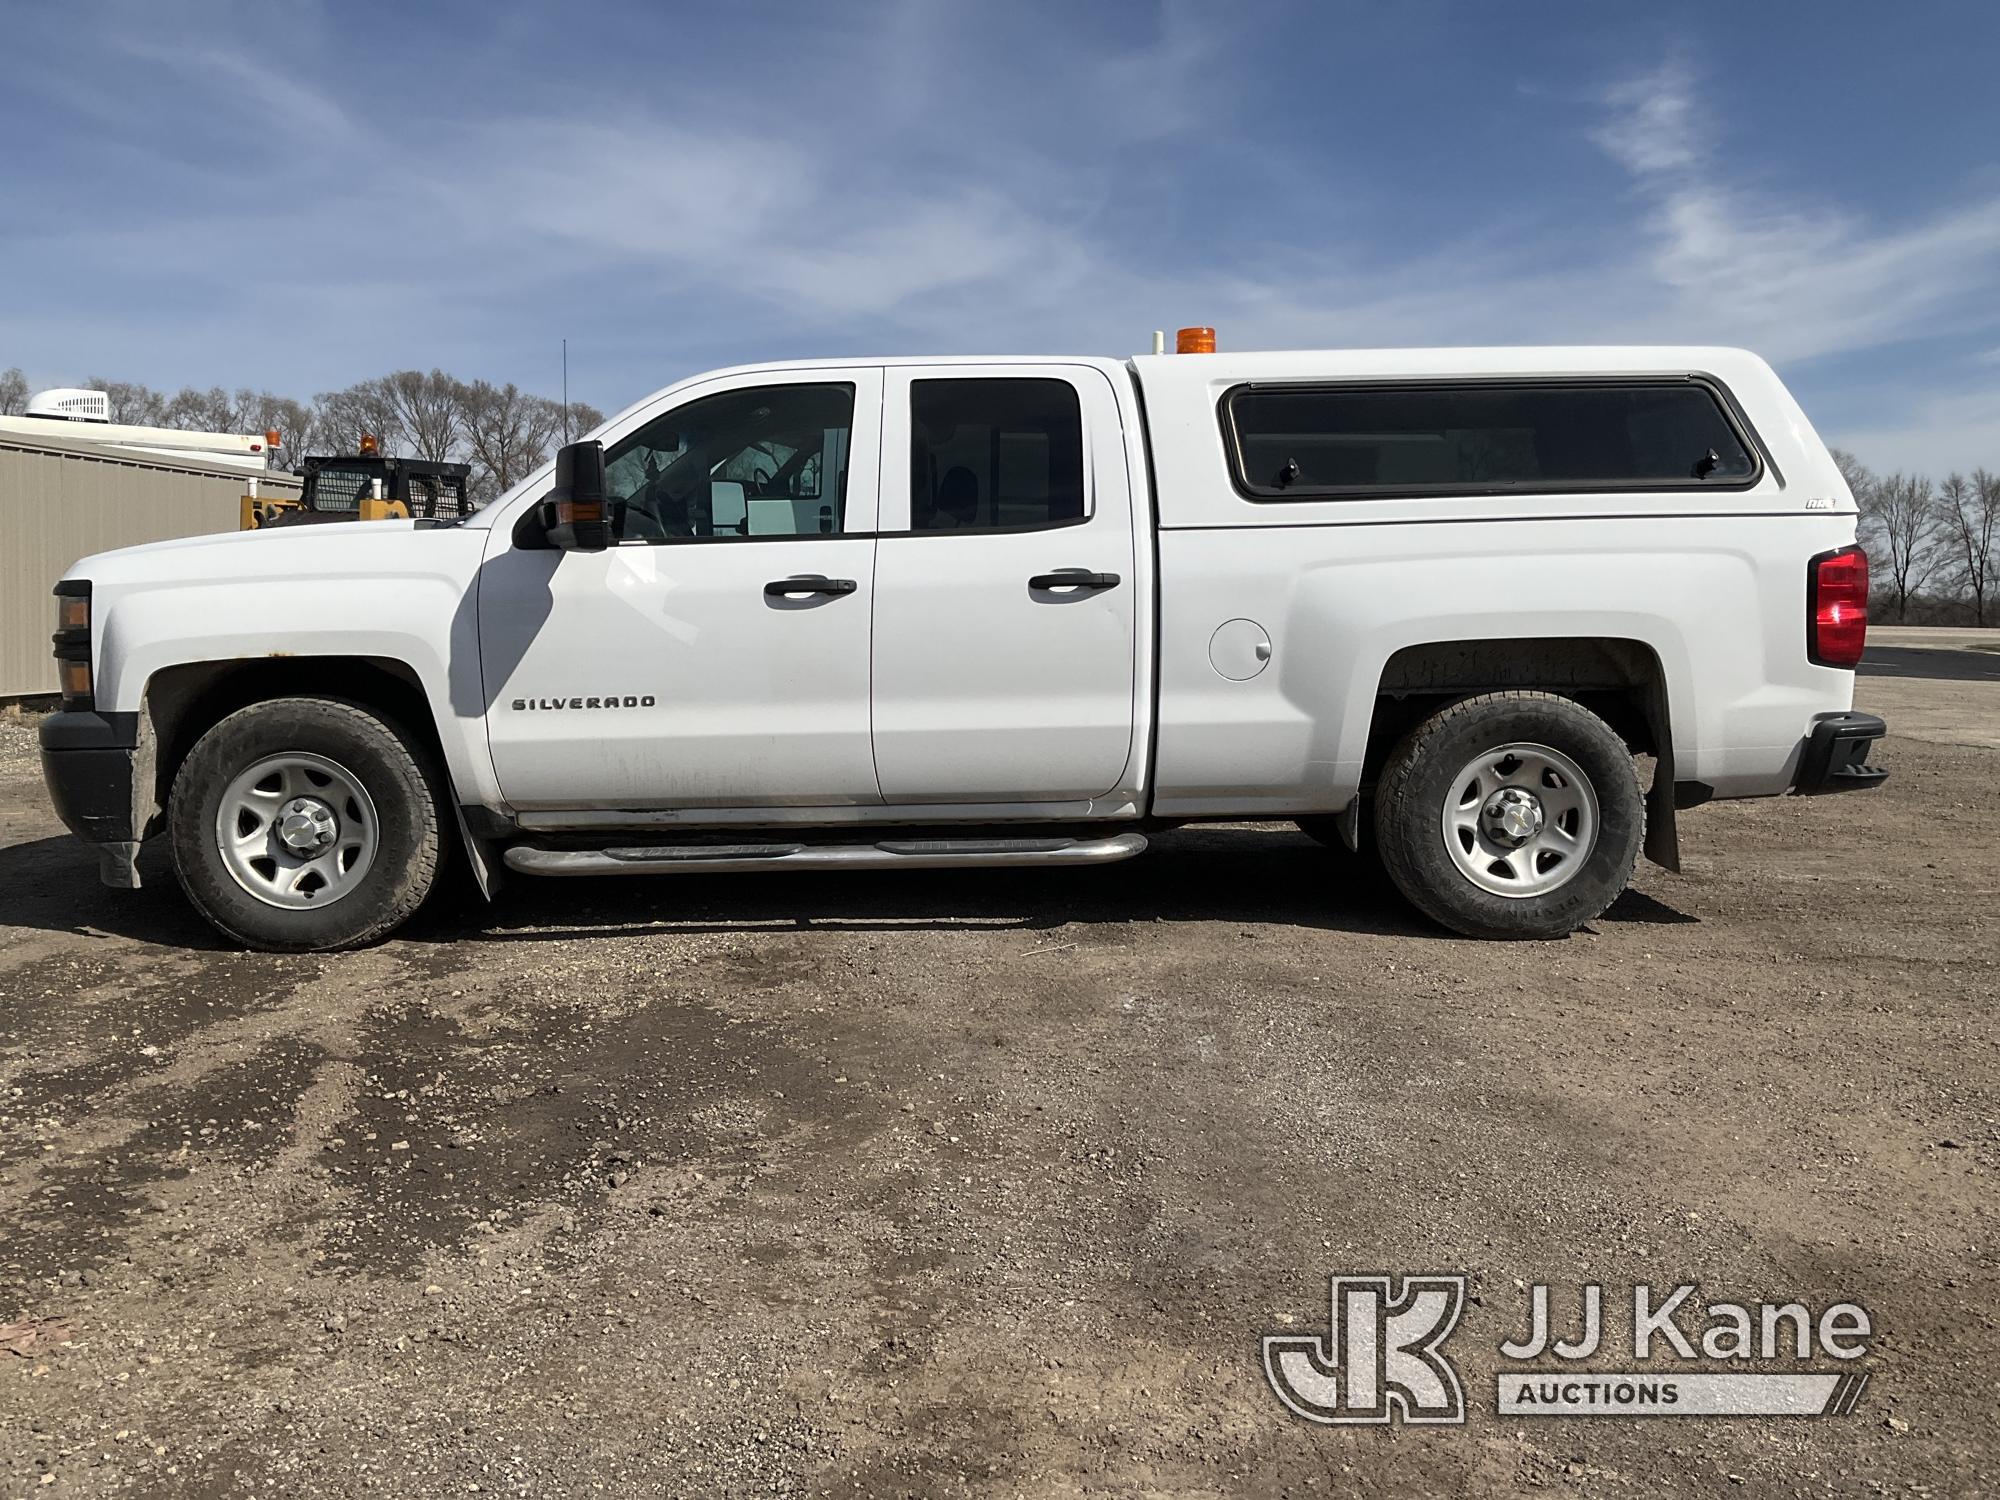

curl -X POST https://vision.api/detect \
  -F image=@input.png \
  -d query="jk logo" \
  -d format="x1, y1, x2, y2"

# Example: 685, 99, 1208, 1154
1264, 1274, 1468, 1425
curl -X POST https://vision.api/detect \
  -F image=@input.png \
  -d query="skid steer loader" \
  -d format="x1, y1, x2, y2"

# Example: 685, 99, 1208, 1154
242, 435, 473, 529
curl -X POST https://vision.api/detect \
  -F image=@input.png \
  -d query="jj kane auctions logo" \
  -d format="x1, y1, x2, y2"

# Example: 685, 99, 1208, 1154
1264, 1275, 1873, 1425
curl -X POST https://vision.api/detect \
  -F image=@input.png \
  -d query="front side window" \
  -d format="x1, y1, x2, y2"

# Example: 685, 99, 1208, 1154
1224, 380, 1760, 499
604, 382, 853, 541
910, 378, 1086, 531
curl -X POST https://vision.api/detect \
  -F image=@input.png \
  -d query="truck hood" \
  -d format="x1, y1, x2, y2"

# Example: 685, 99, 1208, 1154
67, 519, 487, 590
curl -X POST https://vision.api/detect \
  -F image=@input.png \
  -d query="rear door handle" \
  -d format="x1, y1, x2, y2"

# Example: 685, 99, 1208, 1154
1028, 570, 1121, 592
764, 575, 857, 597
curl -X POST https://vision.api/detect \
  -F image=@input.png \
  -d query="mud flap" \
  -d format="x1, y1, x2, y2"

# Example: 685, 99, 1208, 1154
1337, 796, 1363, 853
97, 841, 143, 889
453, 805, 503, 900
1644, 751, 1680, 874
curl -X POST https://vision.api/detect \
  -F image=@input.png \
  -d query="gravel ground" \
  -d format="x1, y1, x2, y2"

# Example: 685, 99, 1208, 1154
0, 683, 1993, 1498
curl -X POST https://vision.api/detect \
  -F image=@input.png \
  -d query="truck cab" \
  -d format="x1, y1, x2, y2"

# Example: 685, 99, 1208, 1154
39, 341, 1886, 951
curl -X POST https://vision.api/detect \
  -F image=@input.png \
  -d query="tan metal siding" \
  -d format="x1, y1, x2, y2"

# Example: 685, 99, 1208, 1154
1, 433, 301, 698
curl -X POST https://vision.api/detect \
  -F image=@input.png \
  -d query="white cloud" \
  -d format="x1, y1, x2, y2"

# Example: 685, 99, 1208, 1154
114, 39, 358, 145
1826, 384, 2000, 476
447, 117, 1101, 331
1591, 58, 1703, 175
1094, 0, 1222, 144
1587, 59, 2000, 363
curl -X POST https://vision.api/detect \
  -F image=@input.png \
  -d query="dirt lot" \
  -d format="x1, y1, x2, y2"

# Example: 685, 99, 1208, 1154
0, 676, 1993, 1498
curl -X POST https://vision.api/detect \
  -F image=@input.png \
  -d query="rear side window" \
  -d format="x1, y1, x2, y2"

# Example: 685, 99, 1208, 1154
1223, 380, 1760, 499
910, 378, 1086, 531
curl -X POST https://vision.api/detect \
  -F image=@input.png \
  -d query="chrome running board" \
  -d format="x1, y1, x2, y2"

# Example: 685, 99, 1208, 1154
502, 831, 1149, 877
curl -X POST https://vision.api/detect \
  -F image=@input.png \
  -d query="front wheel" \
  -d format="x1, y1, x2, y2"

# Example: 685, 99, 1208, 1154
1373, 692, 1642, 940
168, 698, 442, 951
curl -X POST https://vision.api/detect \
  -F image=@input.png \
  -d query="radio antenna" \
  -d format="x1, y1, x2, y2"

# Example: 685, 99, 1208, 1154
562, 338, 570, 443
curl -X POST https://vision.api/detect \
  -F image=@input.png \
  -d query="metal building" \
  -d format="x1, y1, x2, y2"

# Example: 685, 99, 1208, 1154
1, 426, 300, 698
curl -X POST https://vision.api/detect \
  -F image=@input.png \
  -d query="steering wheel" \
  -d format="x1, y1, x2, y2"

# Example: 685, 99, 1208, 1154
617, 482, 671, 541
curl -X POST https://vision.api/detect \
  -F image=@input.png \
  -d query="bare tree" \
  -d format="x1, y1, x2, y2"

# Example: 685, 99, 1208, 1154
86, 378, 169, 426
45, 365, 600, 493
231, 392, 319, 470
314, 379, 408, 455
163, 385, 248, 431
0, 366, 27, 415
1940, 469, 2000, 627
1859, 473, 1945, 622
380, 369, 467, 464
461, 382, 563, 500
1829, 446, 1873, 505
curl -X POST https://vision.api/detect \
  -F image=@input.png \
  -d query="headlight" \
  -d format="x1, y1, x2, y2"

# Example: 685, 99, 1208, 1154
52, 580, 92, 709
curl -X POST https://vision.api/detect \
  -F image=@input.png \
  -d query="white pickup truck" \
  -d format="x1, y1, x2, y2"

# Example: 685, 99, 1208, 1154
40, 340, 1886, 951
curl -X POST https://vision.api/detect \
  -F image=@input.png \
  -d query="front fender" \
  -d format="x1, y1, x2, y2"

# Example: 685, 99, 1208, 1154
81, 526, 500, 812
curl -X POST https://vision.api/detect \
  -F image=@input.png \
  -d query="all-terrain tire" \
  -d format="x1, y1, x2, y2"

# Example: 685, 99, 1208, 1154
1373, 692, 1642, 940
169, 697, 442, 951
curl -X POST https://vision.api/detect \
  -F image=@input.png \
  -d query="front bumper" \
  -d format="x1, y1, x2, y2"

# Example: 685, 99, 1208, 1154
40, 710, 148, 885
1793, 711, 1889, 795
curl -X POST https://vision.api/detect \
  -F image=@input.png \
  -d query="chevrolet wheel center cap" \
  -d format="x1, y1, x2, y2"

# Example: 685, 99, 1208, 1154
278, 798, 337, 856
1483, 788, 1544, 847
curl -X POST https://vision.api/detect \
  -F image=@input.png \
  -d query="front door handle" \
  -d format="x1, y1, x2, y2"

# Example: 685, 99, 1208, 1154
765, 575, 858, 597
1028, 570, 1121, 592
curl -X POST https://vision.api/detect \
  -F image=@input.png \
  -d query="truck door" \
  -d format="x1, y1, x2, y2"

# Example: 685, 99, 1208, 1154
870, 365, 1139, 804
478, 369, 884, 811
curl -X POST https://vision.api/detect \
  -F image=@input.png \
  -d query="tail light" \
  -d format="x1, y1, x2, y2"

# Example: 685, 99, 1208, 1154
1808, 546, 1869, 668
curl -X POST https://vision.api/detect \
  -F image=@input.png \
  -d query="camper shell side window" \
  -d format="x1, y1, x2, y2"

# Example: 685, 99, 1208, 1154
1221, 376, 1764, 501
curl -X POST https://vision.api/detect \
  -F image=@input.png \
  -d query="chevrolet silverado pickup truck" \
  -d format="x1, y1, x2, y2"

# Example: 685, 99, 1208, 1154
40, 338, 1887, 951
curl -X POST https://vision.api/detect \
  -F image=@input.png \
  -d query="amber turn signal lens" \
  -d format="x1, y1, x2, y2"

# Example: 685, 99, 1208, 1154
59, 659, 92, 701
1176, 326, 1217, 354
59, 596, 89, 631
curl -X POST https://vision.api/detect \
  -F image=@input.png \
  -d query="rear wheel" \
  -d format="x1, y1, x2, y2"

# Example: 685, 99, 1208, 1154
169, 697, 441, 950
1373, 692, 1642, 940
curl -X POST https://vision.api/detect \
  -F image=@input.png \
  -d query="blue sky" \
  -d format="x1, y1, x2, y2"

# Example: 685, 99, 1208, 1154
3, 0, 1998, 471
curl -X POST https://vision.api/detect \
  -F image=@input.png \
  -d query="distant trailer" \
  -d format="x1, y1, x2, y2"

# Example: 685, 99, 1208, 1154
0, 387, 277, 476
0, 424, 301, 698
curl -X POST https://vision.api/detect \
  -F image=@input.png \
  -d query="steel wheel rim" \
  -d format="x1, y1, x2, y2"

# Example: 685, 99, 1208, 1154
215, 752, 380, 910
1440, 741, 1599, 898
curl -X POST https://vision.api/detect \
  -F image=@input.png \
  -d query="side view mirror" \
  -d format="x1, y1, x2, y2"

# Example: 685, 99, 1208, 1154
544, 439, 609, 552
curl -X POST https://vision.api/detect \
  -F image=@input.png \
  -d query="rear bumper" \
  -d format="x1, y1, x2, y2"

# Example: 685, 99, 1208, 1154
1793, 712, 1889, 795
